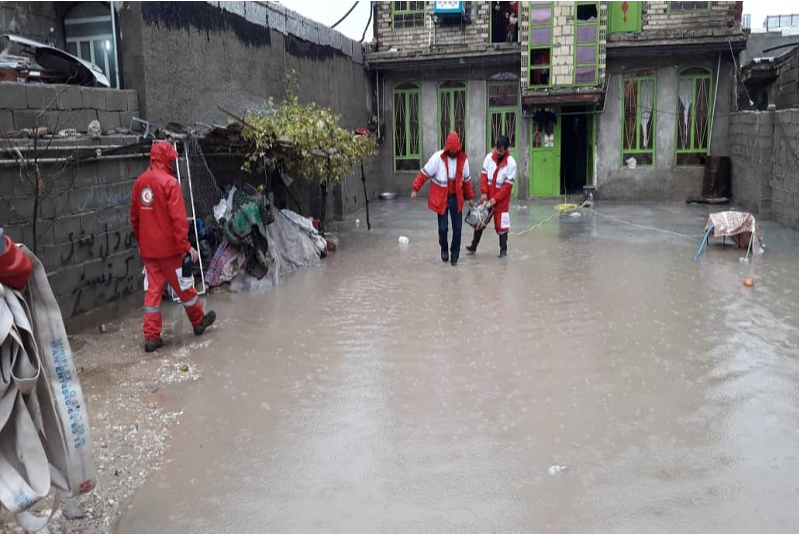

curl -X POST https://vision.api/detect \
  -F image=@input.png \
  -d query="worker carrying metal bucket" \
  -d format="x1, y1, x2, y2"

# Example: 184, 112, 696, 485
466, 135, 517, 258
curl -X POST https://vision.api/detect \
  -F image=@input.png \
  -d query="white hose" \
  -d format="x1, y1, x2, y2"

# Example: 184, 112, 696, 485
0, 248, 97, 531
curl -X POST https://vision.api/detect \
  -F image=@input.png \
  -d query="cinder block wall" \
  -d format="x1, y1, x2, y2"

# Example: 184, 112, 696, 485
1, 144, 148, 328
0, 83, 140, 134
730, 110, 799, 231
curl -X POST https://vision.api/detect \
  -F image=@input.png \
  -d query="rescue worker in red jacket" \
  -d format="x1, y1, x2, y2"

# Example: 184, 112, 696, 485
130, 142, 216, 353
466, 135, 517, 258
411, 131, 475, 266
0, 227, 32, 290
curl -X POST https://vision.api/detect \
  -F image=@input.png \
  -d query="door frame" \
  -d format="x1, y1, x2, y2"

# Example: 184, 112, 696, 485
529, 106, 562, 198
486, 80, 521, 197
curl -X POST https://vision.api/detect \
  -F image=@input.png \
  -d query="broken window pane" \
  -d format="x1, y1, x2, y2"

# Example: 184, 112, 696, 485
531, 48, 551, 67
529, 68, 550, 87
577, 3, 598, 21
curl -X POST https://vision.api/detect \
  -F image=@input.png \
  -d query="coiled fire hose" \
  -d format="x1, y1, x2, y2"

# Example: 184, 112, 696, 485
0, 248, 96, 532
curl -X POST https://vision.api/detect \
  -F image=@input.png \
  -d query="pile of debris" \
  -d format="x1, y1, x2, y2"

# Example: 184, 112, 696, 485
198, 183, 335, 292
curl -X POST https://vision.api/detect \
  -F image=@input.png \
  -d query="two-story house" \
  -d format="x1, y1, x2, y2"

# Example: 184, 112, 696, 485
367, 1, 747, 201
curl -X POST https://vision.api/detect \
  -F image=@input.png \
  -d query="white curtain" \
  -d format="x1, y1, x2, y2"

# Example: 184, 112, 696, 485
640, 80, 654, 149
678, 79, 693, 148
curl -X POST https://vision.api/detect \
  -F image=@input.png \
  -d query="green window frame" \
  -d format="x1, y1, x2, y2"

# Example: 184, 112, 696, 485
668, 1, 710, 12
437, 81, 467, 149
486, 80, 519, 154
621, 72, 656, 167
574, 2, 599, 86
528, 2, 553, 88
676, 67, 712, 166
393, 82, 422, 173
392, 1, 425, 30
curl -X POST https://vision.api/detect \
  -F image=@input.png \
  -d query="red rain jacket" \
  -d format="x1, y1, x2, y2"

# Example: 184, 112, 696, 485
130, 142, 192, 259
412, 132, 474, 215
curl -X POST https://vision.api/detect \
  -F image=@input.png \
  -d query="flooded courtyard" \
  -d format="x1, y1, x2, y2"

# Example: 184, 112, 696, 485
115, 201, 799, 533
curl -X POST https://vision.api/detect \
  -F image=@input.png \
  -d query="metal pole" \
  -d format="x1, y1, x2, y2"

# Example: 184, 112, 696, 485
110, 0, 121, 89
183, 141, 207, 295
708, 53, 721, 154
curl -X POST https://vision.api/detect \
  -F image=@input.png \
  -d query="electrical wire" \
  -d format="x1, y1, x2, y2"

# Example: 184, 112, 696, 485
359, 3, 373, 43
330, 2, 359, 29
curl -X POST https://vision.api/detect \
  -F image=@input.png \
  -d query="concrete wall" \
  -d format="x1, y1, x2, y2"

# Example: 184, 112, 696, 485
596, 54, 734, 200
118, 1, 368, 129
0, 1, 62, 45
377, 63, 528, 198
374, 2, 491, 52
774, 50, 799, 110
115, 1, 376, 217
730, 109, 799, 231
0, 141, 148, 329
0, 83, 139, 134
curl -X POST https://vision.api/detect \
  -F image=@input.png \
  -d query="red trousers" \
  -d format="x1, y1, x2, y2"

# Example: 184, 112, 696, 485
143, 255, 204, 341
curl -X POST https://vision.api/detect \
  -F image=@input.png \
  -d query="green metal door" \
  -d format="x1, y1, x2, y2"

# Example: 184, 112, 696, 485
530, 107, 561, 197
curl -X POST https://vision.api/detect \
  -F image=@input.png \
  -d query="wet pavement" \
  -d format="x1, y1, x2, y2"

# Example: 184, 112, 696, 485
116, 200, 799, 533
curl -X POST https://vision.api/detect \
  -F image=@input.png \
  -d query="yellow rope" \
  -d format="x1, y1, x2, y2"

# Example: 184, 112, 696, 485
509, 200, 585, 236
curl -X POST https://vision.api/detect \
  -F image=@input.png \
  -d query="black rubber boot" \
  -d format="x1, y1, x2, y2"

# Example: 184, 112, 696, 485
466, 229, 484, 254
193, 311, 217, 336
144, 338, 164, 353
439, 230, 449, 262
499, 233, 508, 259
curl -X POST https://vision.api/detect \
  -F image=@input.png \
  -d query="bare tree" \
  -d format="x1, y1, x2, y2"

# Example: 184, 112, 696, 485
1, 89, 80, 254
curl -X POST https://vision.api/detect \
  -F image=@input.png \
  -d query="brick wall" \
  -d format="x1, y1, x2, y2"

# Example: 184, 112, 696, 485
375, 2, 491, 52
0, 83, 140, 135
520, 2, 607, 90
730, 110, 799, 231
610, 1, 741, 43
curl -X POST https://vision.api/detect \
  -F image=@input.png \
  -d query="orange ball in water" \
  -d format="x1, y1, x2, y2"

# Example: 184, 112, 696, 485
744, 278, 754, 287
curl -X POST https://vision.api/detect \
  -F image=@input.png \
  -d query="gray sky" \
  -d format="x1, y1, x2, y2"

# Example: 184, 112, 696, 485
277, 1, 799, 43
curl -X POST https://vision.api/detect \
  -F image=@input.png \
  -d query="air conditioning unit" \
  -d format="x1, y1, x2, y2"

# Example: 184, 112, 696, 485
433, 1, 464, 17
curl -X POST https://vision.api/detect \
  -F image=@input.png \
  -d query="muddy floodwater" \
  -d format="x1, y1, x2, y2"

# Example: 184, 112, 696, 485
117, 201, 799, 533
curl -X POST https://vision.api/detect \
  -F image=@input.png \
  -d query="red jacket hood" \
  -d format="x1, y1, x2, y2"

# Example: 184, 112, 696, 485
150, 141, 178, 173
444, 131, 462, 154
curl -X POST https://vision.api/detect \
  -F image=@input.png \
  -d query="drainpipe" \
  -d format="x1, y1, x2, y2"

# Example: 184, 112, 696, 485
110, 0, 121, 89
